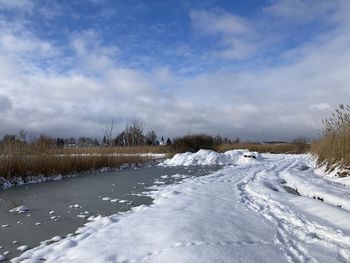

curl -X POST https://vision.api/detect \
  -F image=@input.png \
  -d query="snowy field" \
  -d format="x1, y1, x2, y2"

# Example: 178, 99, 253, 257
11, 150, 350, 263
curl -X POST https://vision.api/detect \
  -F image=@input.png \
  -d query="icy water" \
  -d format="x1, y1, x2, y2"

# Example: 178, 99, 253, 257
0, 165, 221, 261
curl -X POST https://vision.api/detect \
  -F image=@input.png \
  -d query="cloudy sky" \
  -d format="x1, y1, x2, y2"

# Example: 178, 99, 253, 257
0, 0, 349, 141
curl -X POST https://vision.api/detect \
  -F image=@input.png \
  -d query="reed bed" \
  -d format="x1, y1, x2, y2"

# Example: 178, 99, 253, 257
55, 145, 170, 155
0, 145, 169, 179
311, 105, 350, 176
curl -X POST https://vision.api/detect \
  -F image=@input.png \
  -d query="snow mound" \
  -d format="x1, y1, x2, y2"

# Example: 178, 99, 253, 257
17, 245, 29, 252
160, 149, 262, 166
237, 152, 263, 164
9, 205, 29, 214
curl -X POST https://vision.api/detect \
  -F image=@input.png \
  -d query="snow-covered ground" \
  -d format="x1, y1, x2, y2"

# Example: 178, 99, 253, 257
11, 151, 350, 263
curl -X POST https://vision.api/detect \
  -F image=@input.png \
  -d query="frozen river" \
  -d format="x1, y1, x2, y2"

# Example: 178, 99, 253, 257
0, 165, 220, 261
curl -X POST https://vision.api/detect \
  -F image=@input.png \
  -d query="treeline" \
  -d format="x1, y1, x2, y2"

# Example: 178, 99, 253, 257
171, 134, 309, 154
0, 133, 100, 149
105, 120, 171, 147
0, 121, 173, 149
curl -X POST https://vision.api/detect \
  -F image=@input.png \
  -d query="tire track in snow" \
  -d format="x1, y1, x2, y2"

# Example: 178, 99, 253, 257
129, 239, 274, 263
236, 155, 322, 262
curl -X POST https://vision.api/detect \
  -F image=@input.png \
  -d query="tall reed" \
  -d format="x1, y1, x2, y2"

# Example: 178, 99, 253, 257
311, 104, 350, 176
0, 145, 168, 179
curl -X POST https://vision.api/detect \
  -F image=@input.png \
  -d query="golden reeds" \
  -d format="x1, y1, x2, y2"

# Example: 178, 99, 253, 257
0, 145, 169, 179
311, 105, 350, 174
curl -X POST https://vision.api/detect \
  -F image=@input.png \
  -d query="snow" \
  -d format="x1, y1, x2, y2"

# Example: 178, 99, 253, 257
160, 149, 262, 166
9, 205, 29, 214
17, 246, 29, 252
0, 255, 5, 262
314, 164, 350, 187
50, 236, 62, 242
12, 151, 350, 263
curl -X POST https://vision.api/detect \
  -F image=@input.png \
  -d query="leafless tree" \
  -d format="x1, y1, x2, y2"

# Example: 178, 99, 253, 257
102, 120, 114, 146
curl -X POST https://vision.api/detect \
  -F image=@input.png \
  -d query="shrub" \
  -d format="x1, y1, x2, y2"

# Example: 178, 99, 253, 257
171, 134, 214, 153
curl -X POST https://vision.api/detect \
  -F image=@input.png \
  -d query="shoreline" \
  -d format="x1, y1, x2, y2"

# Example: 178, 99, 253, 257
0, 158, 164, 191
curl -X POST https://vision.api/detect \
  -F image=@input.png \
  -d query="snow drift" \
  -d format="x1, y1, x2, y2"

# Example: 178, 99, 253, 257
160, 149, 263, 166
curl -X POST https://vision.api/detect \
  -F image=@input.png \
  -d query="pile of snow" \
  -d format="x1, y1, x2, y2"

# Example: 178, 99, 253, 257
160, 149, 262, 166
237, 152, 264, 165
280, 166, 350, 211
17, 245, 29, 252
314, 164, 350, 187
9, 205, 29, 214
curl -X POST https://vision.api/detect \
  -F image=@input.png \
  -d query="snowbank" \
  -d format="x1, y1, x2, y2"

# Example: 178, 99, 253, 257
280, 166, 350, 211
160, 149, 262, 166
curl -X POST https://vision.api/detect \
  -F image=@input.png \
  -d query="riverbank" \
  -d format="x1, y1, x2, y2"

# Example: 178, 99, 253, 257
0, 144, 169, 182
0, 154, 166, 191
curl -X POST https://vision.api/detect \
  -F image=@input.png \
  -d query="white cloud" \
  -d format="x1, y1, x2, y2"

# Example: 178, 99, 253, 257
309, 103, 332, 111
264, 0, 340, 23
0, 0, 33, 12
70, 30, 119, 72
190, 9, 256, 60
190, 10, 250, 35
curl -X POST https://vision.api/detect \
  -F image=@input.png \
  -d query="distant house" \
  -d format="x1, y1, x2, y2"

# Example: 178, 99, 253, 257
159, 136, 166, 146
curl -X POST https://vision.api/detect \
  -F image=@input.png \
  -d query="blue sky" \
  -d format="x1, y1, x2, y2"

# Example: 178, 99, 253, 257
0, 0, 349, 141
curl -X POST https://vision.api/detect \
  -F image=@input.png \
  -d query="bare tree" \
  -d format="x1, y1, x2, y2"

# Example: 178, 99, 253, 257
102, 120, 114, 146
18, 129, 27, 143
114, 119, 145, 146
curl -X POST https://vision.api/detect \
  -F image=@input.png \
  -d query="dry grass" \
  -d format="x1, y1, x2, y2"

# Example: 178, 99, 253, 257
311, 105, 350, 176
0, 145, 169, 179
55, 145, 170, 155
216, 142, 309, 154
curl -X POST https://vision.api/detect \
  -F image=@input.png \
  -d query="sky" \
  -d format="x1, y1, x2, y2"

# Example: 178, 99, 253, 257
0, 0, 350, 141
